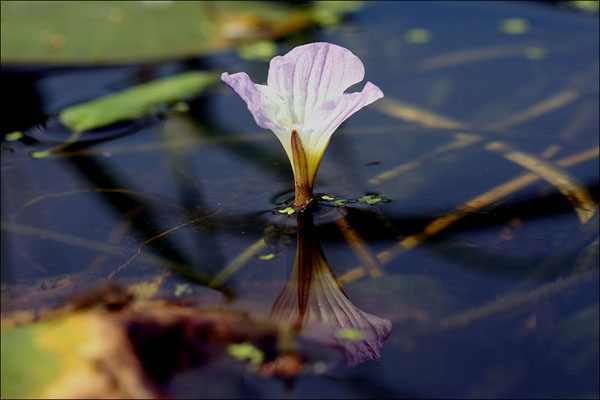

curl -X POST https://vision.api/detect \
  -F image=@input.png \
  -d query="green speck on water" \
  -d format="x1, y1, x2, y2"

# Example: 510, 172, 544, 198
227, 342, 265, 365
357, 194, 383, 205
499, 18, 531, 35
321, 195, 335, 201
404, 28, 433, 43
279, 207, 295, 215
568, 0, 600, 12
336, 328, 366, 341
238, 40, 277, 61
258, 253, 275, 261
31, 150, 51, 159
332, 199, 347, 206
523, 46, 546, 60
174, 283, 192, 297
4, 131, 23, 141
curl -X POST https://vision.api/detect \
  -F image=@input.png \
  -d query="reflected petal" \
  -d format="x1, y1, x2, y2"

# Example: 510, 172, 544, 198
271, 213, 391, 367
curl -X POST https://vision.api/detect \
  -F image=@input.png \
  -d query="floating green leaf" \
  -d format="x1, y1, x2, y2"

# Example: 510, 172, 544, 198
59, 71, 218, 132
1, 1, 364, 65
258, 253, 276, 261
523, 46, 547, 60
227, 342, 265, 365
4, 131, 23, 142
404, 28, 433, 44
31, 150, 51, 159
357, 194, 383, 205
278, 207, 295, 215
311, 1, 364, 28
499, 18, 531, 35
321, 195, 335, 201
238, 40, 277, 61
567, 1, 600, 12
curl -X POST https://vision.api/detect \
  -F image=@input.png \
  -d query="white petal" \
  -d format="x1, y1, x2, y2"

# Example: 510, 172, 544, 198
300, 81, 384, 184
221, 72, 294, 160
267, 42, 366, 125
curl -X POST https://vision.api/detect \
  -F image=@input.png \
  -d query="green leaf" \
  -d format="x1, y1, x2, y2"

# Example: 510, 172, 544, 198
498, 18, 531, 35
4, 131, 23, 142
278, 207, 295, 215
1, 1, 364, 65
404, 28, 433, 44
237, 40, 277, 61
311, 1, 364, 28
1, 321, 61, 399
31, 150, 51, 159
258, 253, 276, 261
227, 342, 264, 365
59, 71, 218, 132
523, 46, 547, 60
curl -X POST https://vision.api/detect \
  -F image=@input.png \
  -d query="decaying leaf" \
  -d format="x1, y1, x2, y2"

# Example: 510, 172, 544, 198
0, 284, 312, 399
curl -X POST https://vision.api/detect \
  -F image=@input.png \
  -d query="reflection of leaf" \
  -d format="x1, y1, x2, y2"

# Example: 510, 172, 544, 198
59, 71, 218, 132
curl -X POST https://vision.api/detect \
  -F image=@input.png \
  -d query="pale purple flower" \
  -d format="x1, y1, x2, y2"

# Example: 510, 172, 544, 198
221, 42, 383, 207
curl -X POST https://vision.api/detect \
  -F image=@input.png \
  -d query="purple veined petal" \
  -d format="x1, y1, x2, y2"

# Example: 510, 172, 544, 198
221, 72, 294, 160
267, 42, 366, 126
300, 81, 384, 185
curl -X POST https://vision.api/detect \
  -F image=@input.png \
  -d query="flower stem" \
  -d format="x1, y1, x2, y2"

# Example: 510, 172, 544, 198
291, 130, 314, 208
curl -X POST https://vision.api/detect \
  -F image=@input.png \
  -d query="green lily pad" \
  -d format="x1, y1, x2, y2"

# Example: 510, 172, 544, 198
58, 71, 218, 132
1, 1, 364, 65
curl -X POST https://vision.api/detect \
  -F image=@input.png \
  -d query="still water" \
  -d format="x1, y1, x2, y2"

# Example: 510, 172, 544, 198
2, 1, 598, 398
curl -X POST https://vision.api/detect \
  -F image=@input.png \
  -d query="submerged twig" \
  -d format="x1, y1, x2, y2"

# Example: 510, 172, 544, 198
335, 210, 383, 278
485, 141, 597, 223
374, 97, 468, 129
108, 211, 222, 279
338, 146, 599, 284
438, 269, 598, 330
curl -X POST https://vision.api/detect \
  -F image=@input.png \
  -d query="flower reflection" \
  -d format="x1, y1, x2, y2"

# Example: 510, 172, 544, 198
270, 211, 391, 367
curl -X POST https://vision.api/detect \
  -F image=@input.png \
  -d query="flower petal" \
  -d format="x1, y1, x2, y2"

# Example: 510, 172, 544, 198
300, 81, 384, 184
267, 42, 366, 125
221, 72, 294, 160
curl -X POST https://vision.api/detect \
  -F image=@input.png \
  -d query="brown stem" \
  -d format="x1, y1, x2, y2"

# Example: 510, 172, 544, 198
291, 130, 314, 208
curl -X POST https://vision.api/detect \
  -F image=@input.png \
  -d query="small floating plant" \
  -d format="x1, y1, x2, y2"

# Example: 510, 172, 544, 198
222, 42, 383, 209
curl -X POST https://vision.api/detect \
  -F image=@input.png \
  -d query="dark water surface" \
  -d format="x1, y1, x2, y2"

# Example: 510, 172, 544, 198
2, 1, 598, 398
